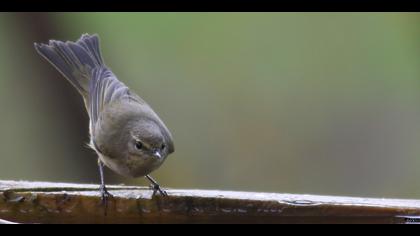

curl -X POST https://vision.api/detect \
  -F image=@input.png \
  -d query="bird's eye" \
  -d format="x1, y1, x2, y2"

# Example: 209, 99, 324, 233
135, 141, 143, 150
161, 144, 166, 150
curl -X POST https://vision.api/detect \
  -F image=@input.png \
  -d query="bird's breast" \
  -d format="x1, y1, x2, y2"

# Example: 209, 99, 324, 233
98, 152, 164, 178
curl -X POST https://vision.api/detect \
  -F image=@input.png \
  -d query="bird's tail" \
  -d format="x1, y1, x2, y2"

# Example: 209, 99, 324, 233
34, 34, 104, 98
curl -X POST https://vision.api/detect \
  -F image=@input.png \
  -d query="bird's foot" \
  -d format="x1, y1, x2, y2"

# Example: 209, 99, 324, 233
99, 185, 114, 215
149, 183, 168, 197
100, 185, 114, 203
146, 175, 168, 197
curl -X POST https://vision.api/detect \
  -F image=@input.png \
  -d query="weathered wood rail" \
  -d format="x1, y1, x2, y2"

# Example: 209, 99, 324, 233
0, 180, 419, 224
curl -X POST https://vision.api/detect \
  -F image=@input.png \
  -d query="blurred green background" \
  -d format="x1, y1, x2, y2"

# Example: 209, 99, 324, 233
0, 13, 420, 198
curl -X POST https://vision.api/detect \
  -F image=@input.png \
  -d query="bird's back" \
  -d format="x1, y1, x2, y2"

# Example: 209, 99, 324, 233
35, 34, 174, 155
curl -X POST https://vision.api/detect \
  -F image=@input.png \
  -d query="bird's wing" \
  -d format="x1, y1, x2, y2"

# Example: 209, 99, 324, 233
89, 67, 143, 127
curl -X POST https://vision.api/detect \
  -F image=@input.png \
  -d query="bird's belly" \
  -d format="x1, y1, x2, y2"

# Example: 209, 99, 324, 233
98, 153, 164, 178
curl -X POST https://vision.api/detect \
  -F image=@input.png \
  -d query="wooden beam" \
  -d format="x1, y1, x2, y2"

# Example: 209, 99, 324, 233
0, 180, 419, 224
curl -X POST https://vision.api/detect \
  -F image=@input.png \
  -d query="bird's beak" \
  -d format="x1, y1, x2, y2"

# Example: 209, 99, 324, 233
153, 150, 162, 159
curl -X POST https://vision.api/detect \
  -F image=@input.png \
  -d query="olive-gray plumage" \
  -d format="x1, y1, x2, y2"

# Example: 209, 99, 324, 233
34, 34, 174, 196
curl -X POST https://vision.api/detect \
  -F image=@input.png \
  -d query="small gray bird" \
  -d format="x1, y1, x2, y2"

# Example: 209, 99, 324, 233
34, 34, 174, 201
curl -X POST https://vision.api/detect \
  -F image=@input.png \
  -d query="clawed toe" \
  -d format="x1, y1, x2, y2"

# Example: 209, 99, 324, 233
99, 185, 114, 212
150, 184, 168, 197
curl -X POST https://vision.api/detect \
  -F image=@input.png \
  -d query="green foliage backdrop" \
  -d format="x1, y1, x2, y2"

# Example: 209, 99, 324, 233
0, 13, 419, 198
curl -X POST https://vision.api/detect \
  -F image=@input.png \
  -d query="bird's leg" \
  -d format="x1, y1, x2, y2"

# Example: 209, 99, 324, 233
98, 159, 113, 209
146, 175, 168, 196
